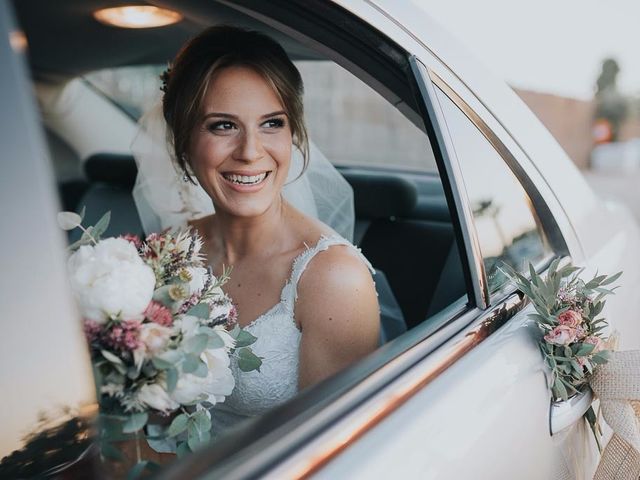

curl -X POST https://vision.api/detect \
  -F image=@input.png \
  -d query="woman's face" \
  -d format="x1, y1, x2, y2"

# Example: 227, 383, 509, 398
189, 65, 293, 219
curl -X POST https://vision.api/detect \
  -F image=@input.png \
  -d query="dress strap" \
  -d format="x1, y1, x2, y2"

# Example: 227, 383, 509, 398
280, 234, 374, 310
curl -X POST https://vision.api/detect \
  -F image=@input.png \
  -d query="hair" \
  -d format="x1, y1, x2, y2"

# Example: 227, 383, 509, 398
161, 25, 309, 183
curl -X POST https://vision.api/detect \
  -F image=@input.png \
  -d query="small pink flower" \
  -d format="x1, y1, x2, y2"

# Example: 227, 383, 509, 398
120, 234, 142, 249
227, 305, 238, 328
105, 320, 141, 351
84, 319, 102, 343
583, 335, 603, 353
144, 301, 173, 327
557, 310, 582, 328
544, 325, 578, 346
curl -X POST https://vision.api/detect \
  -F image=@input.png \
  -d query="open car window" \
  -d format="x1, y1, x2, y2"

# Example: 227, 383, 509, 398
27, 1, 493, 477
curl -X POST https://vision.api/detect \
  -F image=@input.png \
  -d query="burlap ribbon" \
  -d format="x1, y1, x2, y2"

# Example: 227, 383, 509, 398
590, 350, 640, 480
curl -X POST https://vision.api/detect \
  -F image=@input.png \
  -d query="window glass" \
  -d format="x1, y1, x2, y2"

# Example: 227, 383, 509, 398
435, 87, 552, 294
296, 61, 437, 172
83, 65, 164, 120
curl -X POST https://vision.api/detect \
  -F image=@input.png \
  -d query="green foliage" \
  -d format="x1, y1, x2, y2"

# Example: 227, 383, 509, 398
237, 347, 263, 372
186, 303, 210, 319
122, 413, 148, 434
500, 259, 620, 402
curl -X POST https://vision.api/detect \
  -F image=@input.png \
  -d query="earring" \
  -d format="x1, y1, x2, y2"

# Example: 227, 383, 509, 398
182, 172, 190, 183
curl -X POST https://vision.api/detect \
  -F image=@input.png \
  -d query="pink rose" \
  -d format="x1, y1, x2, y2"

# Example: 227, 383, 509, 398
544, 325, 578, 346
557, 310, 582, 328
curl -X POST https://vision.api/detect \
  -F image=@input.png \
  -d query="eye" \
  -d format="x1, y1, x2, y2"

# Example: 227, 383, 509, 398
261, 117, 286, 129
207, 121, 237, 134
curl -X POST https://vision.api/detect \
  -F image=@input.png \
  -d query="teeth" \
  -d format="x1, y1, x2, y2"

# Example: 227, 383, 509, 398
223, 172, 268, 185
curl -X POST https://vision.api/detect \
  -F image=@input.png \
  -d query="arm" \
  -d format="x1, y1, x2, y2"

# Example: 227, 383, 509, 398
295, 245, 380, 390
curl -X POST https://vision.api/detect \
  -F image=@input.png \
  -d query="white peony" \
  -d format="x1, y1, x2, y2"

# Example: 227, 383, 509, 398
68, 238, 156, 323
171, 348, 235, 405
138, 382, 180, 413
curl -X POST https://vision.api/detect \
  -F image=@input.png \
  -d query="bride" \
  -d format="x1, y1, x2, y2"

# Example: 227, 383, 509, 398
133, 26, 380, 430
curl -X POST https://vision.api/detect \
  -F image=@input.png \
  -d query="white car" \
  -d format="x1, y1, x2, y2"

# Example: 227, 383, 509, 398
2, 1, 639, 478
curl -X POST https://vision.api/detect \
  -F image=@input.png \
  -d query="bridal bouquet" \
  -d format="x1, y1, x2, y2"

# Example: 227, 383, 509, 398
58, 210, 261, 472
501, 259, 621, 447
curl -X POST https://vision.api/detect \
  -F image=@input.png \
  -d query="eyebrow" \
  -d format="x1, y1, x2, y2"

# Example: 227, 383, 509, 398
203, 110, 288, 120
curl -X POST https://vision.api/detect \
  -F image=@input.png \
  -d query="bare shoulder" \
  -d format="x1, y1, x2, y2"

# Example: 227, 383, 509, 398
295, 241, 380, 388
297, 242, 375, 301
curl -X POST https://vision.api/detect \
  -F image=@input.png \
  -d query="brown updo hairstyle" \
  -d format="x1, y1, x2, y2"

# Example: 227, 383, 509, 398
162, 25, 309, 183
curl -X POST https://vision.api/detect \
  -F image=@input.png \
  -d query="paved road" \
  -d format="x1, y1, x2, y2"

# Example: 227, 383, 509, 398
582, 170, 640, 225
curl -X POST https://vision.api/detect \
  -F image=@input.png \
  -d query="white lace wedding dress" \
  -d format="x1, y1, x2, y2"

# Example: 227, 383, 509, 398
209, 234, 373, 433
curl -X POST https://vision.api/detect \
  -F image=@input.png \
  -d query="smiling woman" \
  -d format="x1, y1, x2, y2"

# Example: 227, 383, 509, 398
144, 25, 380, 435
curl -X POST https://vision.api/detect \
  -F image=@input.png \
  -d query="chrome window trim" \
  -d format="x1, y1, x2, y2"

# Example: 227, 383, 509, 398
428, 72, 570, 260
409, 57, 489, 310
427, 72, 570, 305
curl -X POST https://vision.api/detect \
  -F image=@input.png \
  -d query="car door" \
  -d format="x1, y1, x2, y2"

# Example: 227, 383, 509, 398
154, 1, 595, 479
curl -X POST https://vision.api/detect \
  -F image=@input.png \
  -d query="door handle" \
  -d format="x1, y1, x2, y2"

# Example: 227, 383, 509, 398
549, 388, 593, 434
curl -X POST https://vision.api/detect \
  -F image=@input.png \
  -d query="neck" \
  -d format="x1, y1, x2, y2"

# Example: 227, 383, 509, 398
212, 196, 288, 264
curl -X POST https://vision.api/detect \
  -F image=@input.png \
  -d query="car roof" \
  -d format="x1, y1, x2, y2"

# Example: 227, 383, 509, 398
13, 0, 323, 77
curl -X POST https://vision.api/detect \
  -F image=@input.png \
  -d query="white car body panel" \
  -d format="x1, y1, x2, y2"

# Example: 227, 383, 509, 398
296, 1, 640, 478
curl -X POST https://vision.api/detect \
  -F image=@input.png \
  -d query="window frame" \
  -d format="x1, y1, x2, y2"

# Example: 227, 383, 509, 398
426, 72, 568, 305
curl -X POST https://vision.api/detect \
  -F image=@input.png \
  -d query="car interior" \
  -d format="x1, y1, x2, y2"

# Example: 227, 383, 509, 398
16, 0, 469, 345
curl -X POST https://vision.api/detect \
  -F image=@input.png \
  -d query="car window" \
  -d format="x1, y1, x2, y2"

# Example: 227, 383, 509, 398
434, 87, 553, 294
83, 65, 164, 120
296, 60, 437, 172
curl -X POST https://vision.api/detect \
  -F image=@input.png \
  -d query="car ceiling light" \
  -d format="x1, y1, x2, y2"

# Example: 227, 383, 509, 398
93, 6, 182, 29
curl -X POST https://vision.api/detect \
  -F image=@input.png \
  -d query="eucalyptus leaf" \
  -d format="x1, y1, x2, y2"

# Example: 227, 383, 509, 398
205, 330, 225, 349
574, 343, 596, 357
92, 211, 111, 239
187, 303, 210, 319
187, 424, 211, 451
101, 349, 123, 364
57, 211, 82, 230
166, 367, 178, 392
78, 205, 86, 221
167, 413, 190, 437
234, 329, 258, 348
192, 360, 209, 378
553, 377, 568, 401
184, 334, 209, 355
599, 271, 622, 286
176, 441, 191, 458
182, 353, 201, 373
192, 410, 212, 433
237, 347, 263, 372
122, 412, 148, 433
152, 356, 174, 370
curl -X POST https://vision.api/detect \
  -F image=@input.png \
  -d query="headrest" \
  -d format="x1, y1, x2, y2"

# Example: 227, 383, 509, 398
343, 172, 418, 219
84, 153, 138, 189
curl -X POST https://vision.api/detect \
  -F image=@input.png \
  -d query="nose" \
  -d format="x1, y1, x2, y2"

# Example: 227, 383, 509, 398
233, 128, 264, 163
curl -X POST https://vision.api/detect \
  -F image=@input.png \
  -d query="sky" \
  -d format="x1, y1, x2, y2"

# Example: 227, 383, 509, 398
417, 0, 640, 100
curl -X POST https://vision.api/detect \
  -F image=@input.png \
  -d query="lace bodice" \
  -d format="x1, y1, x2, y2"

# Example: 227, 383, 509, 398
210, 234, 373, 433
